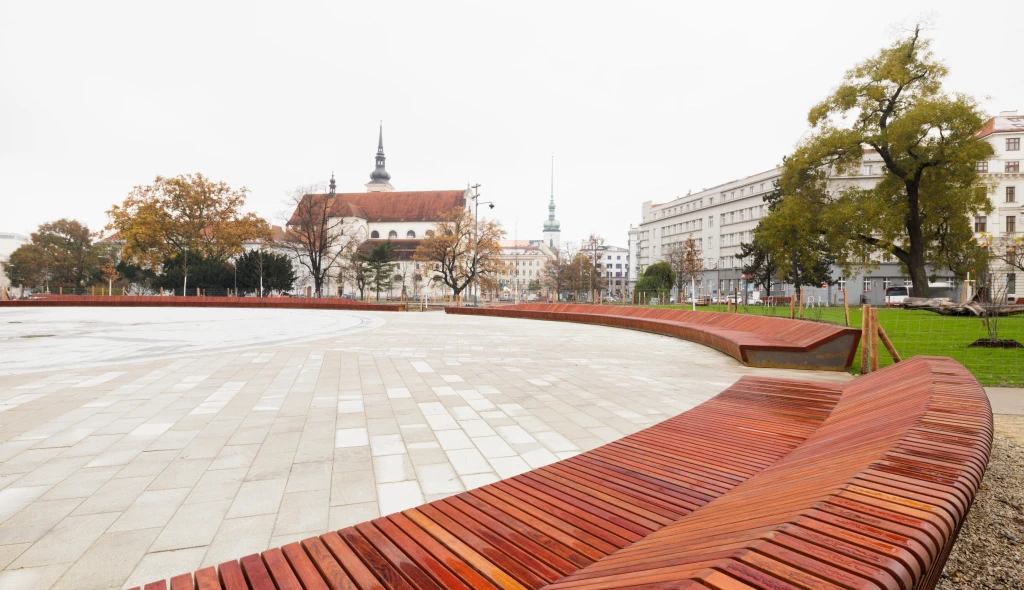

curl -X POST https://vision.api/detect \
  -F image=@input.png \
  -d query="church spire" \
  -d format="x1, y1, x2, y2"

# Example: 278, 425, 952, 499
543, 154, 561, 233
367, 121, 393, 191
329, 171, 336, 195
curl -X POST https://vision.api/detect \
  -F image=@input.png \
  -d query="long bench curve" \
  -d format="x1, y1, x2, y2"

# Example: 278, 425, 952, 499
0, 295, 406, 311
445, 304, 860, 371
133, 356, 990, 590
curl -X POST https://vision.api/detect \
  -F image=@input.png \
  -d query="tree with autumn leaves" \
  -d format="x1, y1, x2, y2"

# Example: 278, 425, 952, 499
106, 174, 271, 293
764, 26, 993, 297
414, 207, 506, 302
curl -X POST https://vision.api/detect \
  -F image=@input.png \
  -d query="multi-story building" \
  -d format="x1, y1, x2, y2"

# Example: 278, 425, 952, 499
634, 110, 1021, 305
287, 125, 474, 298
496, 240, 555, 300
584, 242, 629, 299
976, 111, 1023, 300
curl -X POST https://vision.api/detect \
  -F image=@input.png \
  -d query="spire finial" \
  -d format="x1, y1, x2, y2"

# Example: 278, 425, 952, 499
329, 171, 336, 195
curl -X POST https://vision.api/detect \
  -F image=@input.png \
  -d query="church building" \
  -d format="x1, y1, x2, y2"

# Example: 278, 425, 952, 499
288, 124, 472, 298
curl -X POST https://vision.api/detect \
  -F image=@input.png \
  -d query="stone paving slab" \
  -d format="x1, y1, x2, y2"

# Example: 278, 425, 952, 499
0, 308, 852, 590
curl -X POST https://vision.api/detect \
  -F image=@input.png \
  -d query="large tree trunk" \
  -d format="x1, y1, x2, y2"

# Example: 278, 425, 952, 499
905, 185, 931, 298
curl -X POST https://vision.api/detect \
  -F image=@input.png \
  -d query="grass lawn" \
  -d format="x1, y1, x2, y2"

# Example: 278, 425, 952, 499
642, 303, 1023, 386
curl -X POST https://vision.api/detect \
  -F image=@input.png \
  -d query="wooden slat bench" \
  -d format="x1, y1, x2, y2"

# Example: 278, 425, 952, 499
0, 295, 405, 311
446, 304, 860, 371
134, 356, 989, 590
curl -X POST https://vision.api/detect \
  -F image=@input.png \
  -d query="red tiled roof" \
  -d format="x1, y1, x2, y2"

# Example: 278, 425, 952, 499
313, 190, 467, 222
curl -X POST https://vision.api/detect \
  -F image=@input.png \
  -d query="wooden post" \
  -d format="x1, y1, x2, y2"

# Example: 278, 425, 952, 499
727, 299, 731, 313
798, 287, 804, 319
60, 287, 63, 295
869, 307, 880, 372
878, 322, 901, 362
734, 287, 739, 311
789, 295, 795, 319
843, 290, 850, 327
860, 305, 870, 374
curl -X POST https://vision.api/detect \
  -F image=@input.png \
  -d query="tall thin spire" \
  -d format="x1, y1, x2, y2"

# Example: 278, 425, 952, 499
329, 171, 336, 195
544, 154, 560, 233
367, 121, 393, 191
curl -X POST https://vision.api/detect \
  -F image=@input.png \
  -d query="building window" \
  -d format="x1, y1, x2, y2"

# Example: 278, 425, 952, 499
406, 230, 416, 238
1008, 186, 1017, 203
1007, 161, 1020, 173
1008, 138, 1021, 151
976, 161, 989, 172
863, 278, 872, 292
371, 230, 379, 239
883, 278, 893, 290
1009, 273, 1017, 295
837, 277, 846, 291
388, 230, 398, 239
975, 216, 987, 232
708, 216, 713, 228
1008, 215, 1017, 234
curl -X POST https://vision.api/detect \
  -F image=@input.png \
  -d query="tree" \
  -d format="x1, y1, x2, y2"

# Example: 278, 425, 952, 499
564, 253, 600, 301
665, 237, 705, 306
414, 207, 506, 303
279, 183, 362, 298
752, 183, 835, 294
107, 174, 271, 293
100, 258, 120, 295
153, 253, 234, 293
7, 244, 49, 289
783, 25, 994, 297
635, 261, 675, 303
236, 249, 296, 295
736, 239, 777, 294
7, 219, 102, 290
363, 240, 396, 301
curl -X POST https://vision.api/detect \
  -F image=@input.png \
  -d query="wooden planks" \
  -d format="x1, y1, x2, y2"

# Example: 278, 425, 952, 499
0, 295, 405, 311
132, 357, 989, 590
446, 303, 861, 371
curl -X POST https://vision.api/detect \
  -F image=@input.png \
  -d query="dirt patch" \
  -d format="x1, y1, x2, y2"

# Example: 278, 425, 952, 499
938, 415, 1024, 589
968, 339, 1024, 349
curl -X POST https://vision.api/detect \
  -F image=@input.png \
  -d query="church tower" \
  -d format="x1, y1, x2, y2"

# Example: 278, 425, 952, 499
542, 155, 561, 251
366, 122, 395, 192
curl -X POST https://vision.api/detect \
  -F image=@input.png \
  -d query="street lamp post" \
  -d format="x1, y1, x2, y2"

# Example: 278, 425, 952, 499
470, 185, 494, 305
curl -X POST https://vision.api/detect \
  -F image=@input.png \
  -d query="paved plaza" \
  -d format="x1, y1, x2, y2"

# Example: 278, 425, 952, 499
0, 307, 852, 589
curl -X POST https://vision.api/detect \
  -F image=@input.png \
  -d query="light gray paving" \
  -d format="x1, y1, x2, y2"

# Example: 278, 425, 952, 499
0, 307, 852, 589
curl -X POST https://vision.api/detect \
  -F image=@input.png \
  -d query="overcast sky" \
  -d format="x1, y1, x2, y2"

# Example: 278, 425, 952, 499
2, 1, 1021, 247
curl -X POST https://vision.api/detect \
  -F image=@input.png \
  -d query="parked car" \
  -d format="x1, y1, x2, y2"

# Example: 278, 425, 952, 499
885, 286, 910, 306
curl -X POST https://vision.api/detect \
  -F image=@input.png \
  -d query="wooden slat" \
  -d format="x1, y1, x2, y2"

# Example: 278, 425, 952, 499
136, 356, 989, 590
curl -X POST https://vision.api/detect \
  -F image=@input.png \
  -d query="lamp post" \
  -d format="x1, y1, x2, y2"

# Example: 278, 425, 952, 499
470, 184, 494, 304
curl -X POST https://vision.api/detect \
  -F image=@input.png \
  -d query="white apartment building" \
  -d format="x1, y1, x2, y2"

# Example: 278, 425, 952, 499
633, 110, 1021, 304
976, 111, 1023, 299
588, 244, 630, 299
497, 240, 555, 300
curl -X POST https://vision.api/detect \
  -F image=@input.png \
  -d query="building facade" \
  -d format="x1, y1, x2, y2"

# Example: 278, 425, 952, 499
287, 125, 472, 298
632, 111, 1021, 305
976, 111, 1023, 300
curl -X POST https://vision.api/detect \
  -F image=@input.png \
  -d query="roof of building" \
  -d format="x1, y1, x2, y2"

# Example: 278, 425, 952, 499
356, 238, 422, 261
288, 190, 466, 225
976, 112, 1024, 138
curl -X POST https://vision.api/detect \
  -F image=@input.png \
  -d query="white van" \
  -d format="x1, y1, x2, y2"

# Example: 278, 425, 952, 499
885, 286, 910, 306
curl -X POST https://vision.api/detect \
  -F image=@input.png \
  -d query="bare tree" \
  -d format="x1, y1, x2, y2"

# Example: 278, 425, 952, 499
665, 236, 705, 308
280, 184, 362, 297
414, 207, 505, 303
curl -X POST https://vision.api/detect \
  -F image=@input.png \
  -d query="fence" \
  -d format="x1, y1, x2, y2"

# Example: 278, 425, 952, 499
669, 298, 1022, 387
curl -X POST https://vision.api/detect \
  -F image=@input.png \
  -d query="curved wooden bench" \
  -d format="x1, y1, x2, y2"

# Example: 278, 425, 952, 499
446, 304, 860, 371
134, 356, 989, 590
0, 295, 405, 311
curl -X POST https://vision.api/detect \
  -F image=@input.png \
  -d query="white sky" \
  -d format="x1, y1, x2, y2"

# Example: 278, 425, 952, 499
2, 1, 1021, 247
